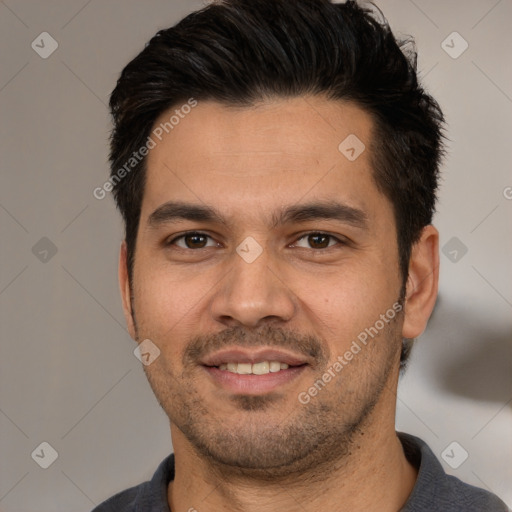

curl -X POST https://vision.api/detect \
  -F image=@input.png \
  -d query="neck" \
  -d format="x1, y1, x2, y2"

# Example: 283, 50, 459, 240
167, 388, 417, 512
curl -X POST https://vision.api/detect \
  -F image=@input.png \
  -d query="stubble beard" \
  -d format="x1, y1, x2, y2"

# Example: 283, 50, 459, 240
139, 320, 402, 480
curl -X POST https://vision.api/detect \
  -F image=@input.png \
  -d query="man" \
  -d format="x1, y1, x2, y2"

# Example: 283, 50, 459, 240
94, 0, 509, 510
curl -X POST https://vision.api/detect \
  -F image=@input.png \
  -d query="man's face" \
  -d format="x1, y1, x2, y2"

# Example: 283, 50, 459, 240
124, 97, 405, 474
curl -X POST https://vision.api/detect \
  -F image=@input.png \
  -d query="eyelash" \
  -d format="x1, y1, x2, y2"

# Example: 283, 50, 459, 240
165, 231, 347, 250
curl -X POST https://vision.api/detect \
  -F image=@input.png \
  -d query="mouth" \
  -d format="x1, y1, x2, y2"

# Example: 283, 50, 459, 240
216, 360, 297, 374
201, 348, 309, 394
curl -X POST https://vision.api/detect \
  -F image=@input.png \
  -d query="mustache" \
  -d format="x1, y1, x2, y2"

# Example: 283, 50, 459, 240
183, 325, 329, 367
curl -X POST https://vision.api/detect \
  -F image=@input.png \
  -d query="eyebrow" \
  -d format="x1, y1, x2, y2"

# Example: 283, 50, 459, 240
147, 200, 368, 230
271, 201, 368, 230
147, 202, 227, 228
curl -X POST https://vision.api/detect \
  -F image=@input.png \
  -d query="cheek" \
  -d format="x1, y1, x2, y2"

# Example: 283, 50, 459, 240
131, 257, 213, 340
294, 264, 399, 348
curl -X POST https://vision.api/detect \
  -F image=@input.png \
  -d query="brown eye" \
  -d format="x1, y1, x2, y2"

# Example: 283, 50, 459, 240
293, 232, 340, 250
184, 234, 208, 248
307, 234, 331, 249
168, 232, 216, 249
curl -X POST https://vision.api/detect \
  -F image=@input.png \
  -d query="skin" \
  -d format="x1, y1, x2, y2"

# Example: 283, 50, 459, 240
119, 96, 439, 512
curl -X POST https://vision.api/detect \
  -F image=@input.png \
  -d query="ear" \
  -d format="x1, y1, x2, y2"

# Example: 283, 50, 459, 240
119, 241, 137, 340
402, 225, 439, 339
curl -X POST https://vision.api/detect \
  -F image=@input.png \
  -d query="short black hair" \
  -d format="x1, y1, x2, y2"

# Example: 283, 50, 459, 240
109, 0, 445, 366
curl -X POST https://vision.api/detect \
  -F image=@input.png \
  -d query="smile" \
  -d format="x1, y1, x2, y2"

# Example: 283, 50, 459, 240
200, 348, 310, 393
217, 361, 290, 375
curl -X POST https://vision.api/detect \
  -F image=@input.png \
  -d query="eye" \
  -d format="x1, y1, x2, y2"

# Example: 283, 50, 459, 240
292, 232, 343, 250
167, 232, 218, 249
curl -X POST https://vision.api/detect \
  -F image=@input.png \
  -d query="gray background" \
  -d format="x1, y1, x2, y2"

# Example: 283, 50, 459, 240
1, 0, 511, 510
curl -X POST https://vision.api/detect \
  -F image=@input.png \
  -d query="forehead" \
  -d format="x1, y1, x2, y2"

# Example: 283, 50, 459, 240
142, 96, 388, 224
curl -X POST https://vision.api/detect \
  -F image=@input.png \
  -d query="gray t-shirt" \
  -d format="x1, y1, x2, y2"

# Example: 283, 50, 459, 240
92, 433, 509, 511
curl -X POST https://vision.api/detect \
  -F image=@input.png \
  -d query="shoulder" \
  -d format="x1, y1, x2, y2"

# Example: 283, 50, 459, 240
91, 454, 175, 512
443, 473, 510, 511
91, 484, 142, 512
399, 433, 509, 512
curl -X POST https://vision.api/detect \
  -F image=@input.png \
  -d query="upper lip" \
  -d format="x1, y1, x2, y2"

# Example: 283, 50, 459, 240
201, 348, 309, 367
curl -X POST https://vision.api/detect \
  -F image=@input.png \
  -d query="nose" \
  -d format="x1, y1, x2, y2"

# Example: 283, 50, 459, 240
209, 242, 296, 328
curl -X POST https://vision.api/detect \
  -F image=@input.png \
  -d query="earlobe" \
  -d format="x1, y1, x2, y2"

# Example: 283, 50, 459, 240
119, 241, 137, 340
402, 225, 440, 339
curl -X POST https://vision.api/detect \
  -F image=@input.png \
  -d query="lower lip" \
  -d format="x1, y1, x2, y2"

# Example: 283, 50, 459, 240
203, 365, 307, 394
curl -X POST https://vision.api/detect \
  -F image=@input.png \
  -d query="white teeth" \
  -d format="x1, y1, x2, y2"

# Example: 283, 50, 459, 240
269, 361, 281, 372
218, 361, 292, 375
237, 363, 252, 375
252, 361, 270, 375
